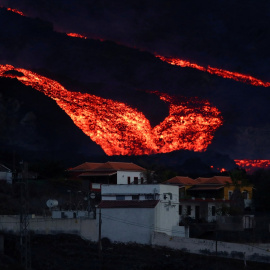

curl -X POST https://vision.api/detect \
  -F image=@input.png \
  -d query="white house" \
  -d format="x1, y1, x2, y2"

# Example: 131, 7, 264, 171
98, 184, 186, 244
0, 164, 12, 184
68, 162, 146, 192
179, 198, 230, 223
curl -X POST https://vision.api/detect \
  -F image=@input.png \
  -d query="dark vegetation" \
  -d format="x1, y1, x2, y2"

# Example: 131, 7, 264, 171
1, 233, 270, 270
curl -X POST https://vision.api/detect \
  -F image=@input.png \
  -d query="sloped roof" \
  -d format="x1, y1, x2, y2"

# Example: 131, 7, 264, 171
98, 200, 159, 208
196, 176, 232, 185
69, 161, 146, 172
79, 172, 117, 177
94, 162, 146, 172
68, 162, 102, 171
164, 176, 195, 185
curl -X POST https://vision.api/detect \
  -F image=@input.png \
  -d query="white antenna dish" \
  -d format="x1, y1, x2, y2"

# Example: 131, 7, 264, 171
46, 199, 58, 209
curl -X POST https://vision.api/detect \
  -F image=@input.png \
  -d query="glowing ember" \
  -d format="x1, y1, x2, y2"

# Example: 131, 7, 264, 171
6, 8, 24, 16
156, 55, 270, 87
210, 165, 226, 173
66, 33, 87, 39
235, 159, 270, 173
0, 64, 222, 156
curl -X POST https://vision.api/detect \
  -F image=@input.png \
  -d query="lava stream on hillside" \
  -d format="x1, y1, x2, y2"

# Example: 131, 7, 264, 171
66, 33, 87, 39
235, 159, 270, 174
156, 55, 270, 87
0, 64, 222, 156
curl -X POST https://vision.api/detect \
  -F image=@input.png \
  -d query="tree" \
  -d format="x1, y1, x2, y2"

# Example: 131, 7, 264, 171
250, 169, 270, 212
228, 169, 248, 215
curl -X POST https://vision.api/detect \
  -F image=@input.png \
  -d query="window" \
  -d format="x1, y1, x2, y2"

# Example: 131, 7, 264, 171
179, 190, 185, 199
187, 205, 191, 215
132, 195, 139, 200
134, 177, 138, 184
140, 177, 144, 184
116, 195, 125, 200
145, 194, 154, 200
228, 190, 233, 199
242, 191, 248, 199
179, 205, 182, 215
127, 177, 131, 184
212, 206, 216, 216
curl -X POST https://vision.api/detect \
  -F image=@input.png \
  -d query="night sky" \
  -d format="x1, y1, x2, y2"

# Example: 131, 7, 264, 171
0, 0, 270, 164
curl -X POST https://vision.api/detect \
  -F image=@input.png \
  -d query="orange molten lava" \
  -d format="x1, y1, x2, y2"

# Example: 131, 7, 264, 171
66, 33, 87, 39
0, 64, 222, 156
235, 159, 270, 173
6, 8, 24, 16
156, 55, 270, 87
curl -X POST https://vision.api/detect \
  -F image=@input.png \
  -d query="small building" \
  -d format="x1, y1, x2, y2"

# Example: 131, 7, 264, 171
164, 175, 253, 223
98, 184, 185, 244
67, 162, 146, 192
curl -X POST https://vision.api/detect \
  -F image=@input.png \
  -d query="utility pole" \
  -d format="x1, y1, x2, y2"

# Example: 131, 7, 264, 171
98, 208, 102, 259
19, 161, 31, 270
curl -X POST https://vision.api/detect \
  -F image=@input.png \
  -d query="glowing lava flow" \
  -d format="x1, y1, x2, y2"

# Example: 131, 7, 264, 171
235, 159, 270, 174
0, 64, 222, 156
6, 8, 25, 16
66, 33, 87, 39
156, 55, 270, 87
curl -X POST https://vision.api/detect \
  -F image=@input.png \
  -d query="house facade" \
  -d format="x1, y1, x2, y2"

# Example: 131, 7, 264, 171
164, 175, 253, 223
98, 184, 184, 244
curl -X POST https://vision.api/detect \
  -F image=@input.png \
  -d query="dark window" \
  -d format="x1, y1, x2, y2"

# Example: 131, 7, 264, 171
145, 194, 154, 200
141, 177, 144, 184
212, 206, 216, 216
127, 177, 130, 184
132, 195, 139, 200
187, 206, 191, 215
242, 191, 248, 199
179, 190, 185, 199
134, 177, 138, 184
116, 195, 125, 200
179, 205, 182, 215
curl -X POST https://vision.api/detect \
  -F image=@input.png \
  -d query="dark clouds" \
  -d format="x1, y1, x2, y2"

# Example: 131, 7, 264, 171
0, 0, 270, 159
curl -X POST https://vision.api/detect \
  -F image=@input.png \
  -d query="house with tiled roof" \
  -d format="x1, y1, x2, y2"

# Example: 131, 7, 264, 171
68, 161, 146, 192
164, 175, 253, 223
98, 184, 185, 244
163, 176, 195, 199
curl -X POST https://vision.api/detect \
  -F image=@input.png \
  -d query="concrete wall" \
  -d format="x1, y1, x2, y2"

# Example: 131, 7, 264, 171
152, 232, 270, 264
0, 215, 98, 241
155, 198, 179, 236
101, 208, 155, 244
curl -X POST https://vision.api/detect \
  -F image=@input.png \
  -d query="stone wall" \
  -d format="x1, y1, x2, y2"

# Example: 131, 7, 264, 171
152, 232, 270, 264
0, 215, 98, 241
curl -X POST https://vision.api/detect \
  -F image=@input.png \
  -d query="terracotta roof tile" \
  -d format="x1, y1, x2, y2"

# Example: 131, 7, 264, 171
79, 172, 117, 177
165, 176, 195, 185
195, 176, 232, 185
98, 200, 159, 208
68, 162, 145, 172
95, 162, 146, 172
68, 162, 103, 171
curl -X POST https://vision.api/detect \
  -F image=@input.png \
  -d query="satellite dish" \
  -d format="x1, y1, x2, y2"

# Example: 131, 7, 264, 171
90, 193, 96, 199
46, 199, 58, 209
